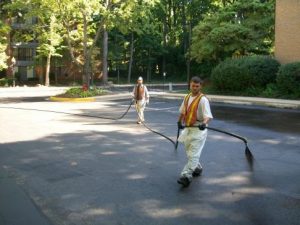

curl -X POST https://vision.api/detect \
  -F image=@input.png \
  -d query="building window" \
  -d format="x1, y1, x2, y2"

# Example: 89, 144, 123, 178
14, 48, 33, 61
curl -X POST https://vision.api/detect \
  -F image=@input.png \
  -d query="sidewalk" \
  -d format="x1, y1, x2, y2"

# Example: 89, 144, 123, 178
154, 92, 300, 110
0, 86, 299, 109
0, 169, 52, 225
95, 92, 300, 110
0, 86, 68, 98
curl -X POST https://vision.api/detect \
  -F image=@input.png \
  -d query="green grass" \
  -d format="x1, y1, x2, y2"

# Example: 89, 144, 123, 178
56, 87, 107, 98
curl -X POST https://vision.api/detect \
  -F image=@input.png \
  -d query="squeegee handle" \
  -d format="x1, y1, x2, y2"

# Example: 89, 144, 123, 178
184, 126, 248, 144
206, 127, 248, 144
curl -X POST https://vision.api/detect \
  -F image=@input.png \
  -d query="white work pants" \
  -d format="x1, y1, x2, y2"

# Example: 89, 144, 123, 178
135, 100, 146, 122
178, 128, 207, 179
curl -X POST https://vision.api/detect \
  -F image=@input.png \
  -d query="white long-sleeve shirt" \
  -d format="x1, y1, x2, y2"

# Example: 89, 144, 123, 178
132, 84, 149, 101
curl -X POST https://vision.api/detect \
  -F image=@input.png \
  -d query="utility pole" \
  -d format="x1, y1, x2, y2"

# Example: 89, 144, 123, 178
11, 56, 16, 87
163, 72, 166, 92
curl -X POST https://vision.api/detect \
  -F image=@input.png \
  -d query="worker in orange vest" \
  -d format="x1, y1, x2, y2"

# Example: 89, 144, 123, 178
132, 77, 149, 124
177, 76, 213, 187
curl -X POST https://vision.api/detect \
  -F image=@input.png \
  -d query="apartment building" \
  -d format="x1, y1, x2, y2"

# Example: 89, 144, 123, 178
275, 0, 300, 64
4, 15, 81, 84
8, 16, 38, 81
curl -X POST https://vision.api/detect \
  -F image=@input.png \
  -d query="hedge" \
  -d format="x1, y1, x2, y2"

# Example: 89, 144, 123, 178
276, 62, 300, 98
211, 56, 280, 92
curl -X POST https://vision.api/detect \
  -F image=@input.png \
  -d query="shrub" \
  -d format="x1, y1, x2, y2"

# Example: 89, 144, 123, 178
261, 83, 280, 98
276, 62, 300, 98
211, 56, 280, 93
63, 87, 106, 98
0, 78, 7, 86
241, 56, 280, 87
0, 78, 15, 86
211, 58, 251, 92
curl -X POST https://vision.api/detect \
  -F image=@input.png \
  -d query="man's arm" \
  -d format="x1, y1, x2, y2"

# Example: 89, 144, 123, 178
145, 86, 150, 102
177, 114, 185, 129
202, 117, 211, 125
178, 114, 184, 123
131, 86, 136, 99
200, 97, 213, 127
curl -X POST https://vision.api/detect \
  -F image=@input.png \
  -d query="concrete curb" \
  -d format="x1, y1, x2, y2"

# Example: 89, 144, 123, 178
1, 86, 299, 109
151, 92, 300, 109
91, 92, 300, 109
208, 95, 300, 109
49, 96, 96, 102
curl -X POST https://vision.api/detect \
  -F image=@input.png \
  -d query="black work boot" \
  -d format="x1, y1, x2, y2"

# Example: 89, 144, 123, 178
177, 176, 191, 187
192, 167, 203, 177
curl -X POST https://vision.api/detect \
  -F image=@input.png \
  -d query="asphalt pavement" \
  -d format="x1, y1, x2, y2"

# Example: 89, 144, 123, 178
0, 87, 299, 225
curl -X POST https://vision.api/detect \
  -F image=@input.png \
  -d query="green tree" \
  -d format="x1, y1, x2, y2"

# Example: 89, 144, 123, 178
0, 21, 9, 71
126, 1, 159, 83
107, 0, 159, 83
54, 0, 102, 86
151, 0, 214, 81
56, 0, 154, 85
4, 0, 65, 85
191, 0, 275, 62
36, 15, 64, 86
0, 0, 11, 71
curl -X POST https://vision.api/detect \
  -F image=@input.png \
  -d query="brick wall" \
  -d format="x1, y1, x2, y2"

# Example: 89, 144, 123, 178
275, 0, 300, 64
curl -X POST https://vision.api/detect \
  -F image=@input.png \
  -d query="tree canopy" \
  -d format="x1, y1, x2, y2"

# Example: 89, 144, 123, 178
0, 0, 276, 84
191, 0, 275, 62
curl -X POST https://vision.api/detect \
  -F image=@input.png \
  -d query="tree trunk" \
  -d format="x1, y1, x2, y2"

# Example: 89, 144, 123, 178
102, 25, 108, 84
146, 48, 151, 82
45, 53, 51, 86
182, 1, 187, 54
186, 22, 192, 83
127, 32, 134, 84
117, 66, 120, 84
83, 12, 90, 87
101, 0, 110, 84
65, 24, 82, 68
162, 18, 167, 75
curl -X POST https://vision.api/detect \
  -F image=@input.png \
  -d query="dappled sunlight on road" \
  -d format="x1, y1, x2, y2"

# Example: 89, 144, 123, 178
136, 199, 185, 218
205, 172, 250, 186
231, 187, 273, 195
0, 100, 150, 143
1, 98, 299, 225
84, 208, 113, 216
207, 187, 274, 203
260, 139, 281, 145
136, 199, 221, 219
209, 133, 242, 143
100, 151, 125, 156
126, 173, 148, 180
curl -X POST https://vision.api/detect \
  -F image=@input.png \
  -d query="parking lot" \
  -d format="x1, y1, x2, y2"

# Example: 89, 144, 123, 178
0, 95, 300, 225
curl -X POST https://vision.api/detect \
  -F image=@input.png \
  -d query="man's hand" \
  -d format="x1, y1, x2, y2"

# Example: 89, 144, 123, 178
177, 121, 184, 129
199, 123, 207, 130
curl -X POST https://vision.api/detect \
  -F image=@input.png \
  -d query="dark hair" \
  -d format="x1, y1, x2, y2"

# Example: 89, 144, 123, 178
190, 76, 203, 84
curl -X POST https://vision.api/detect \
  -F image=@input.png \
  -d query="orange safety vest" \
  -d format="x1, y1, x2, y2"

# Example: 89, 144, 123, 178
135, 84, 145, 100
184, 93, 204, 126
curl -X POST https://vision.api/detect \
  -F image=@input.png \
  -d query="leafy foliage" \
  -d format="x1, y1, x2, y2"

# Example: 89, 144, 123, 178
0, 77, 14, 86
191, 0, 275, 62
0, 20, 9, 70
59, 87, 106, 98
211, 55, 280, 92
238, 55, 280, 87
211, 58, 251, 92
2, 0, 278, 91
276, 62, 300, 98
